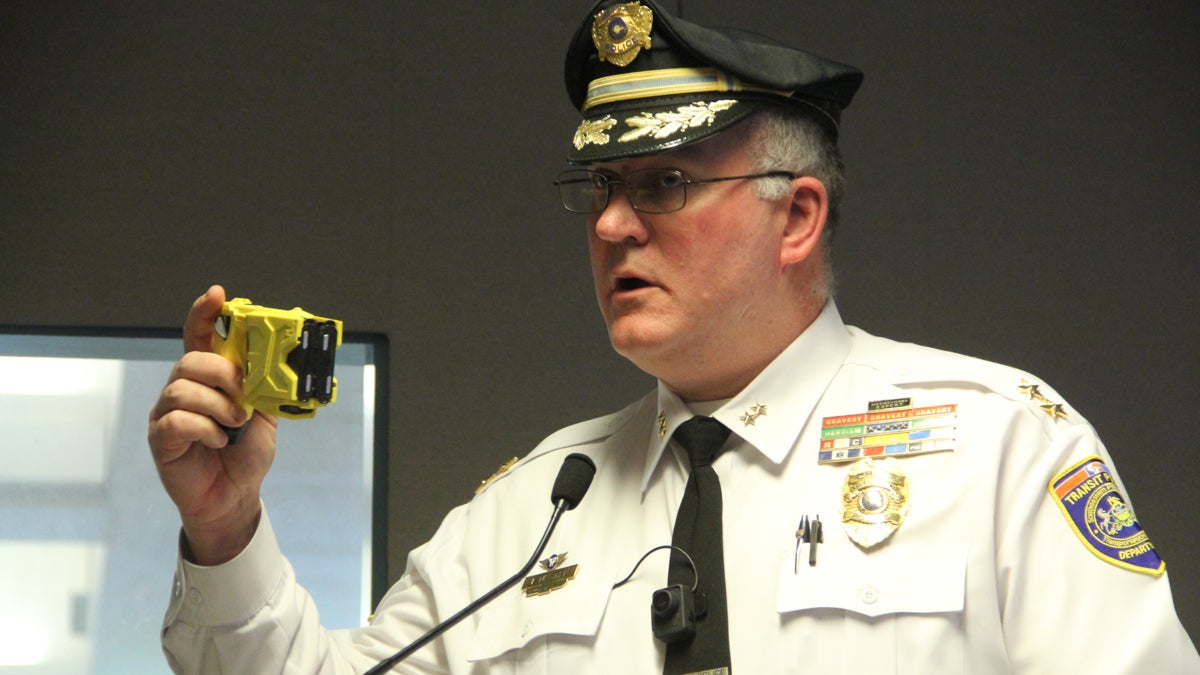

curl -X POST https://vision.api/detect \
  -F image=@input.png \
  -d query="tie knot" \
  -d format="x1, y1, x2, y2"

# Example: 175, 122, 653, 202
673, 416, 731, 468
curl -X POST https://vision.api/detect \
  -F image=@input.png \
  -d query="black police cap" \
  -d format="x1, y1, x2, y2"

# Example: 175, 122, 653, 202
564, 0, 863, 163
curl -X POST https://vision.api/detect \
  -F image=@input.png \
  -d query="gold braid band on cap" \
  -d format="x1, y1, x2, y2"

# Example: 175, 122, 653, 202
572, 66, 793, 150
582, 67, 792, 113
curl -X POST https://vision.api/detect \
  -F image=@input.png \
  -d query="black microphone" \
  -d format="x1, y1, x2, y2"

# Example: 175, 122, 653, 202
365, 453, 596, 674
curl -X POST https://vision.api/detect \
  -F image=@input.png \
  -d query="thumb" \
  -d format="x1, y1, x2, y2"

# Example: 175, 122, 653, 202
184, 285, 227, 353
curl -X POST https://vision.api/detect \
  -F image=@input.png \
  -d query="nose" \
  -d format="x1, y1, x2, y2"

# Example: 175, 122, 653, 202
591, 188, 649, 246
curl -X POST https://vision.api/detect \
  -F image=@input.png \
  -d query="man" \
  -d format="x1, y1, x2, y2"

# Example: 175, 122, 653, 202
150, 1, 1199, 672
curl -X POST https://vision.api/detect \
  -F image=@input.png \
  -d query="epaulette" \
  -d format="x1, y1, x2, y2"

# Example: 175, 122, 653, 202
470, 397, 643, 497
882, 347, 1084, 427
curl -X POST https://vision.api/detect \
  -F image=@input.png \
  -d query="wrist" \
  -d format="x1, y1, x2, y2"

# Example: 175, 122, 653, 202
181, 499, 262, 566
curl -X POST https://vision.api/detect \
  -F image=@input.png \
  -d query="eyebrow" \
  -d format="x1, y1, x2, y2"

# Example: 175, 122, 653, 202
589, 147, 708, 175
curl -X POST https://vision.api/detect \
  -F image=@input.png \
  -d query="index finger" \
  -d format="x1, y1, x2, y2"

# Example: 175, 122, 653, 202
184, 285, 227, 353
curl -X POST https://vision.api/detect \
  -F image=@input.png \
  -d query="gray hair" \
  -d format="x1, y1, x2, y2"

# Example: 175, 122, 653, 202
745, 107, 847, 233
744, 107, 844, 297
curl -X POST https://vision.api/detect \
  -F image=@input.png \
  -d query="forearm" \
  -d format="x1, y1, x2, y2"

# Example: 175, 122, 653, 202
162, 506, 367, 674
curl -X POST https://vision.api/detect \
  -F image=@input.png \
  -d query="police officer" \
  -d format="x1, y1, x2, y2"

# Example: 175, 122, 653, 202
150, 1, 1199, 672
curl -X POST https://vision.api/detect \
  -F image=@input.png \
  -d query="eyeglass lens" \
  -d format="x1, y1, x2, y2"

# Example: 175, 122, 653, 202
556, 169, 687, 214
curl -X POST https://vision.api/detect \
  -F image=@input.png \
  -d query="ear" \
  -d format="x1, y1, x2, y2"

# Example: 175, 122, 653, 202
778, 176, 828, 267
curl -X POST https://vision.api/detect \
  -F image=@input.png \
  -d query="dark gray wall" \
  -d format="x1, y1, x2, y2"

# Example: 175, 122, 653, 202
3, 0, 1197, 641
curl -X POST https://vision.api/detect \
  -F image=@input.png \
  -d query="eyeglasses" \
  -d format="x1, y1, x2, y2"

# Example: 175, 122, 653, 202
553, 168, 799, 214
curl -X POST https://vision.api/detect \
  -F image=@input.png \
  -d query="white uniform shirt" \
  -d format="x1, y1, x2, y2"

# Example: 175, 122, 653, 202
162, 303, 1200, 673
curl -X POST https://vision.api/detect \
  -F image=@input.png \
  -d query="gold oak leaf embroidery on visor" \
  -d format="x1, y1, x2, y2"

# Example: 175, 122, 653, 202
574, 116, 618, 149
618, 100, 737, 143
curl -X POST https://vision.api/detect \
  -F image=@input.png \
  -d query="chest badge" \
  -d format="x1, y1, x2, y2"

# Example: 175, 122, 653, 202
841, 457, 910, 548
522, 552, 580, 597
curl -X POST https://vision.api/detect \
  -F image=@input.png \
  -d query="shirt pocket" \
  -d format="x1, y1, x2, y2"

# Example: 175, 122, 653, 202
466, 571, 612, 673
776, 543, 967, 675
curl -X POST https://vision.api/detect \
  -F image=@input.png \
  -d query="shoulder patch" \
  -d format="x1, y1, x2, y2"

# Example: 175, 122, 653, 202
1049, 456, 1164, 576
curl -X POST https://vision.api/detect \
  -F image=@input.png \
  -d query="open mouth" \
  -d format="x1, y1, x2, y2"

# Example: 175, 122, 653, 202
615, 277, 652, 292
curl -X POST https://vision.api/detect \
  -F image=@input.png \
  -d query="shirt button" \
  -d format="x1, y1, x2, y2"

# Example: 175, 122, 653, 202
521, 620, 532, 638
860, 588, 878, 605
188, 588, 203, 605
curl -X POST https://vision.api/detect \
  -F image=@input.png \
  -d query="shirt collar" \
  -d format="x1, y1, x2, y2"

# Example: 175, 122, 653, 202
640, 301, 853, 492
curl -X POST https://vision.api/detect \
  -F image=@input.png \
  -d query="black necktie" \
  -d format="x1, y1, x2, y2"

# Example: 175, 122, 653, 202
664, 416, 733, 675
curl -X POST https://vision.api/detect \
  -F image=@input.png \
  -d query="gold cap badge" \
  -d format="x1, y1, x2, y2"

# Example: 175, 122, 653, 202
592, 2, 653, 67
841, 457, 910, 548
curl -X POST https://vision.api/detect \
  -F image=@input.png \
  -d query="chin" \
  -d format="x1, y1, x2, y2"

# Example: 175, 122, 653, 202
607, 323, 675, 372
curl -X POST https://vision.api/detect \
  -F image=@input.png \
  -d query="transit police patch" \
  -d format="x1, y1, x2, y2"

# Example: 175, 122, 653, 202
1050, 456, 1165, 577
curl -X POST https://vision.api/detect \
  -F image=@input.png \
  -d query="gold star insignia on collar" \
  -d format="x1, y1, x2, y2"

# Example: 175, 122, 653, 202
657, 411, 668, 438
739, 403, 768, 427
1040, 402, 1069, 421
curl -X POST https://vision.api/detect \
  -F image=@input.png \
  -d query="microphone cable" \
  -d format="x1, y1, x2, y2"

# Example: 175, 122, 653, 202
612, 544, 698, 593
365, 453, 596, 675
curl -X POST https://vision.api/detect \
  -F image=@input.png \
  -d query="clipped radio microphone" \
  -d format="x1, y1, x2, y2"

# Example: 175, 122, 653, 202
365, 452, 597, 674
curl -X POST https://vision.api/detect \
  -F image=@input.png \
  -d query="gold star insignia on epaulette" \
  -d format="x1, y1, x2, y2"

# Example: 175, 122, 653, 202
1040, 403, 1069, 420
657, 411, 668, 438
1019, 379, 1069, 421
1018, 379, 1046, 402
475, 456, 519, 495
739, 403, 768, 427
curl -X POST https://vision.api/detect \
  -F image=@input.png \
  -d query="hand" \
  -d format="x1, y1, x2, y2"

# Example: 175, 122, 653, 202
148, 285, 279, 565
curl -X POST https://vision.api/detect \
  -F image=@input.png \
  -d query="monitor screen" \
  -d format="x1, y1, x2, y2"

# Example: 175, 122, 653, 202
0, 327, 387, 674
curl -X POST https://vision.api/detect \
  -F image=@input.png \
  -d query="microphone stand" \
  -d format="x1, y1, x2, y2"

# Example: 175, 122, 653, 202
364, 499, 571, 675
